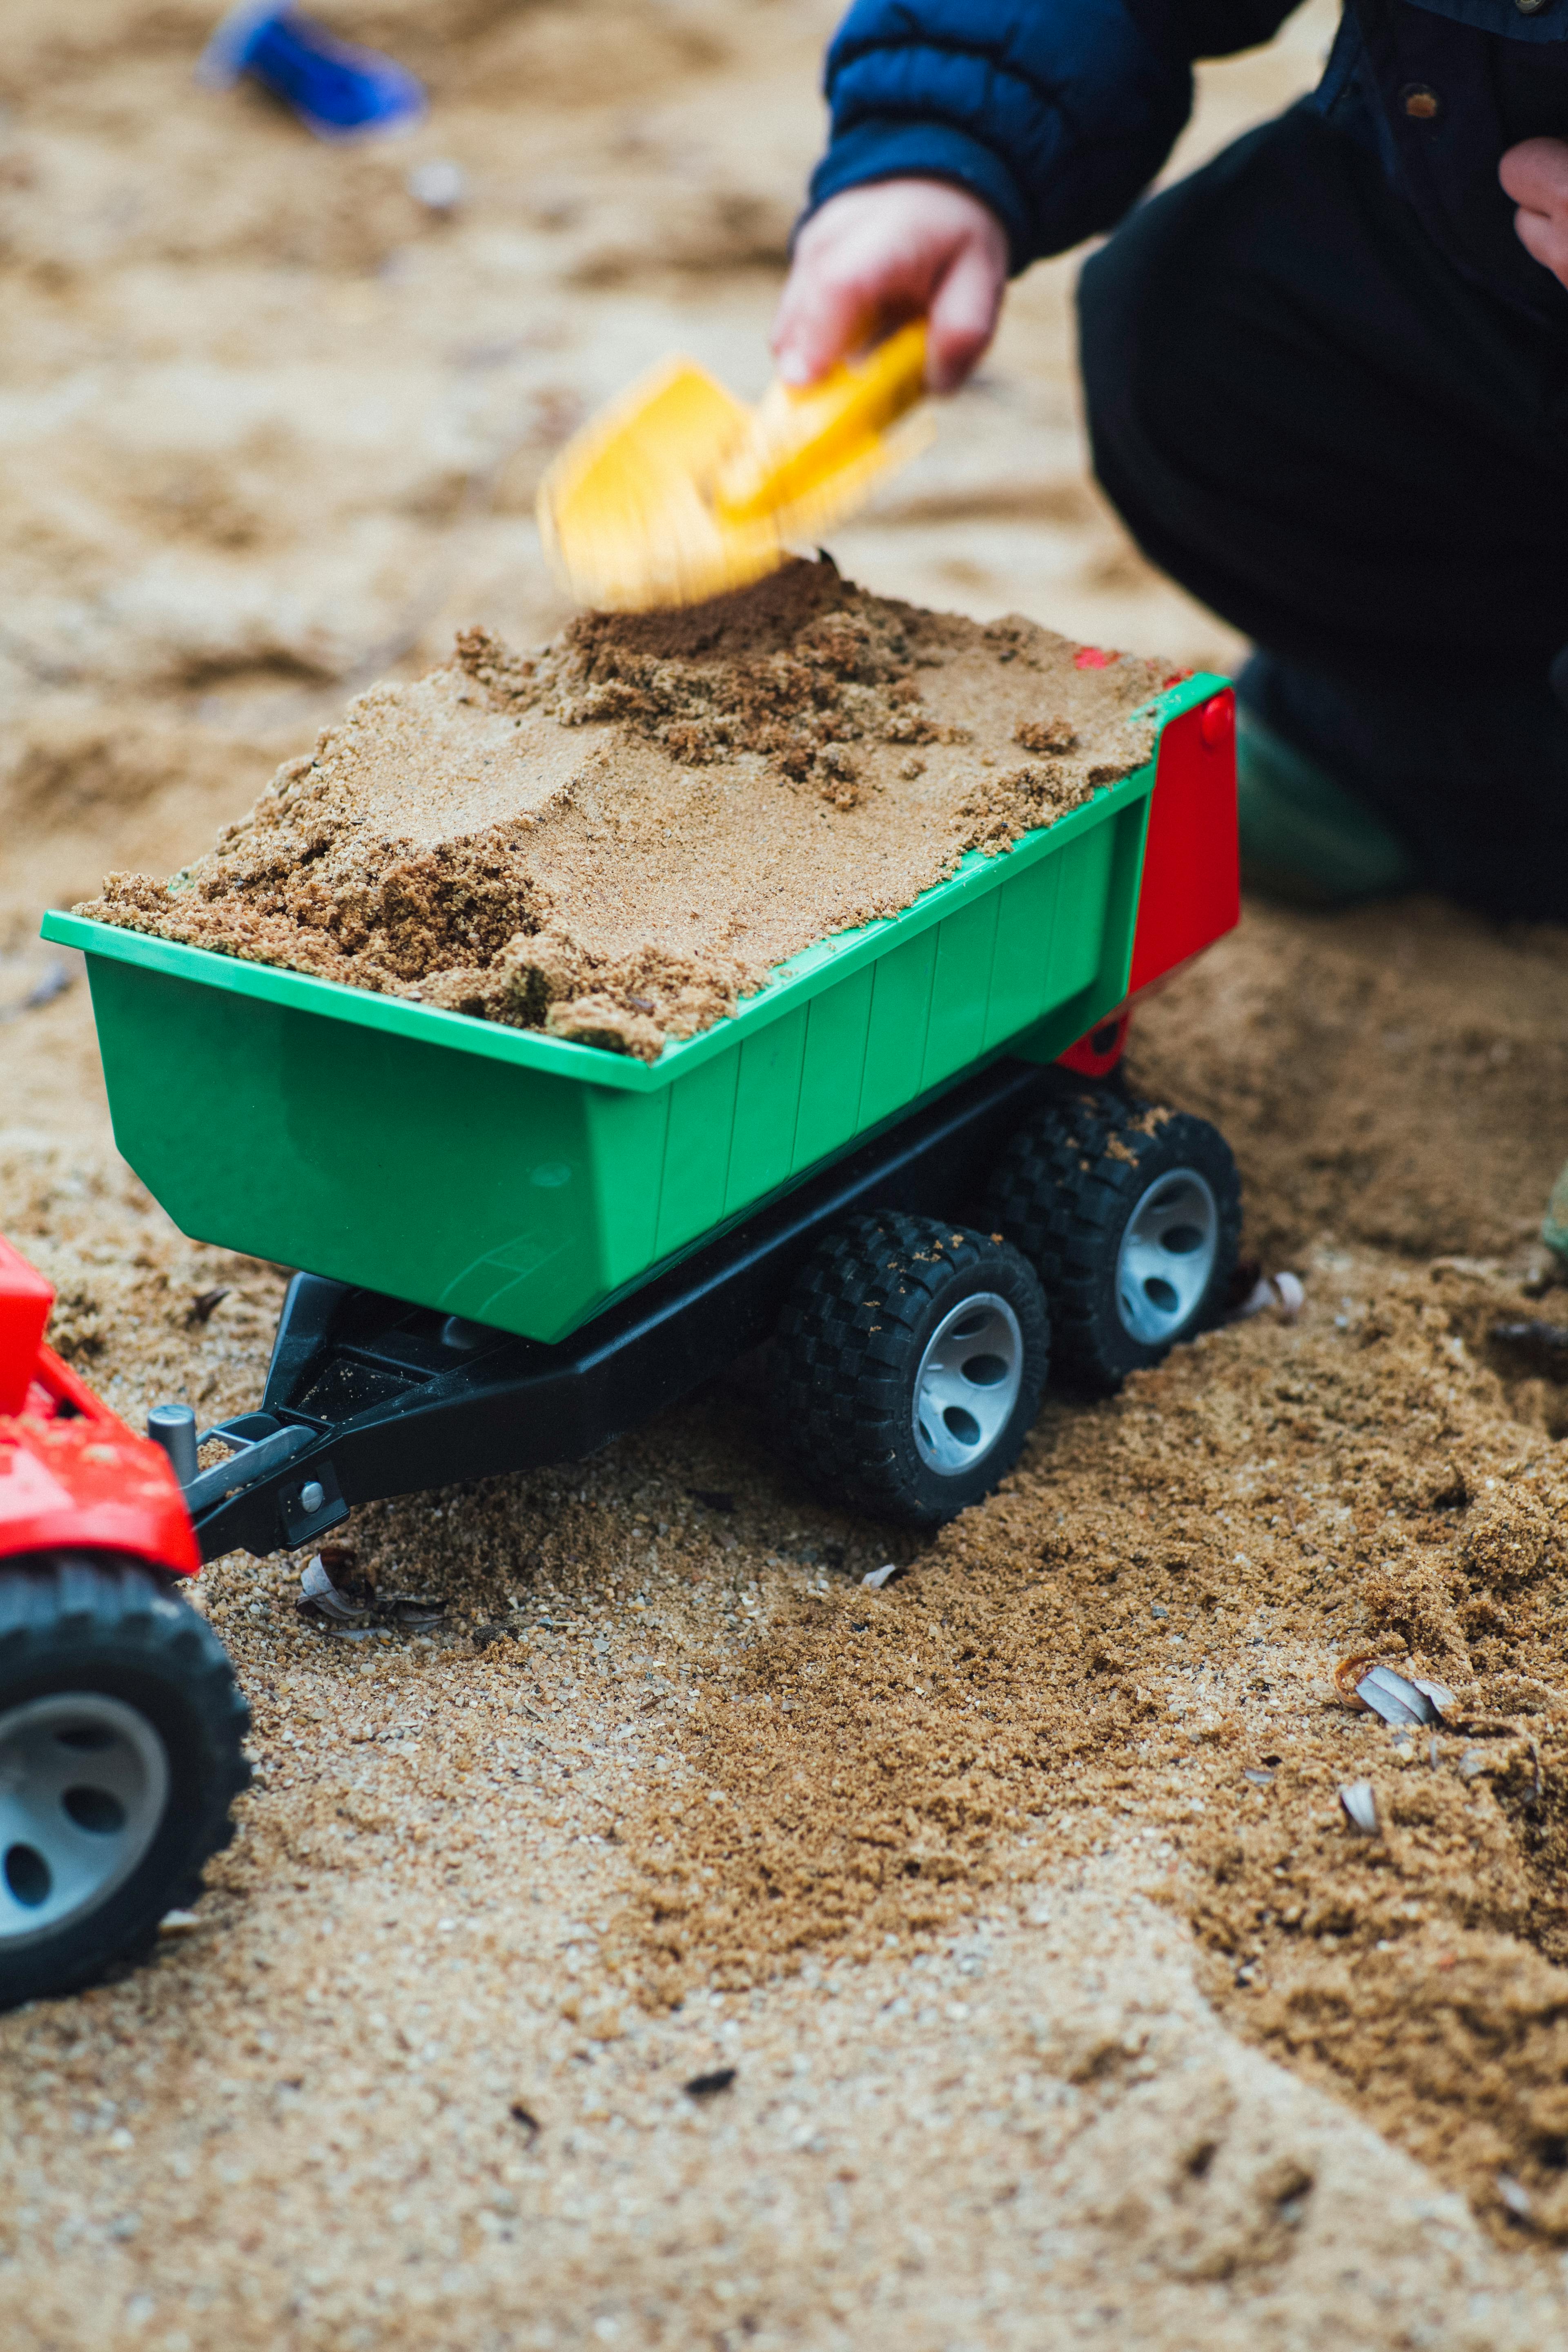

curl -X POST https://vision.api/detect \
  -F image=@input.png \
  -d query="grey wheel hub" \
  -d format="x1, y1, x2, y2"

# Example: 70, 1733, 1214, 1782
0, 1693, 169, 1949
912, 1291, 1024, 1477
1115, 1167, 1220, 1345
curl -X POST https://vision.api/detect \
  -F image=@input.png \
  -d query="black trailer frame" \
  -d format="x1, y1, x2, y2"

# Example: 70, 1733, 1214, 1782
172, 1057, 1054, 1561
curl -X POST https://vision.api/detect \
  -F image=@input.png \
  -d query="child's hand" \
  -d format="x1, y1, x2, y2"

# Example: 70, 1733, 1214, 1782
771, 179, 1009, 395
1501, 137, 1568, 291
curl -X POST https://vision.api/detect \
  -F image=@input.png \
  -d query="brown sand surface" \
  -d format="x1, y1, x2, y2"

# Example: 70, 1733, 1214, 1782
8, 2, 1568, 2347
80, 566, 1166, 1058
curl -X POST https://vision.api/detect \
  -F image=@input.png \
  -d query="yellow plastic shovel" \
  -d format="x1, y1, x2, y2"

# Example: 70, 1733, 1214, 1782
538, 320, 933, 612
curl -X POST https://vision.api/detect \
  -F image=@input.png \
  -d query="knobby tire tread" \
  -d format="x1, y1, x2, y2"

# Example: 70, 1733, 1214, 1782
0, 1553, 250, 2007
773, 1211, 1048, 1522
985, 1085, 1241, 1393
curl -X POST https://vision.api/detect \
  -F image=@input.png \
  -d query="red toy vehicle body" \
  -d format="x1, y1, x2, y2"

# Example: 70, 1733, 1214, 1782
0, 1238, 247, 2013
0, 1239, 199, 1576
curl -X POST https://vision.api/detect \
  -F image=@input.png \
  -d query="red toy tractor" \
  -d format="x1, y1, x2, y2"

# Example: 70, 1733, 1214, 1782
0, 1238, 249, 2009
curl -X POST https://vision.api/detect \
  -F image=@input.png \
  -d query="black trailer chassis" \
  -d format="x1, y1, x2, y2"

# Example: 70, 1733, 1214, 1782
167, 1058, 1054, 1561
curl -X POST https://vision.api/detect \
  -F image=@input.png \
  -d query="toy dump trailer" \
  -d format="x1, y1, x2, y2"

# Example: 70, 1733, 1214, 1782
44, 672, 1242, 1554
0, 1236, 249, 2009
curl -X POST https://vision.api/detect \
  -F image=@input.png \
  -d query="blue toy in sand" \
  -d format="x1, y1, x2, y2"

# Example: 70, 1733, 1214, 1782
198, 3, 425, 139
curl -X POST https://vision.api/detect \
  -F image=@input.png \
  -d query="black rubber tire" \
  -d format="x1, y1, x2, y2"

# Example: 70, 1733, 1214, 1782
770, 1211, 1050, 1526
984, 1085, 1242, 1394
0, 1554, 250, 2011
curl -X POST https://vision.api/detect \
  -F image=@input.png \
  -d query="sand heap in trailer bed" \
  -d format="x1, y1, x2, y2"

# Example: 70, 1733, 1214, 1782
82, 560, 1170, 1060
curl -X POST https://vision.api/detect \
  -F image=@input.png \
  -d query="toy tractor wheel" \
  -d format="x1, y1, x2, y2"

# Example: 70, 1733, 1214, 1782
770, 1211, 1050, 1526
985, 1086, 1241, 1394
0, 1554, 250, 2011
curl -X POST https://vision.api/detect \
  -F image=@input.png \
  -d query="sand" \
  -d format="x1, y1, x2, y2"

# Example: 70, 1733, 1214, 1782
80, 563, 1164, 1058
9, 0, 1568, 2345
10, 899, 1568, 2352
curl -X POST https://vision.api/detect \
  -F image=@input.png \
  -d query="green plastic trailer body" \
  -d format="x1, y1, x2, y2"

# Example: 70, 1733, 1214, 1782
42, 674, 1220, 1345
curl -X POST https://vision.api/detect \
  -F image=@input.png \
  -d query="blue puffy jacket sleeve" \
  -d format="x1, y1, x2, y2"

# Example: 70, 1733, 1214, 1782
807, 0, 1301, 271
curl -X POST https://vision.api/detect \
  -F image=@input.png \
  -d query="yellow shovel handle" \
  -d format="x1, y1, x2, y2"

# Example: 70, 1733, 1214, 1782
824, 316, 930, 434
715, 319, 929, 525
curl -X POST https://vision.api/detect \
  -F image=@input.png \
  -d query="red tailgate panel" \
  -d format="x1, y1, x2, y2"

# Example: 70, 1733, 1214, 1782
1127, 690, 1240, 996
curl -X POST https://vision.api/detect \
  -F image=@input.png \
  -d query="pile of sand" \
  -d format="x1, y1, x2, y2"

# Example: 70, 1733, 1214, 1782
80, 560, 1167, 1058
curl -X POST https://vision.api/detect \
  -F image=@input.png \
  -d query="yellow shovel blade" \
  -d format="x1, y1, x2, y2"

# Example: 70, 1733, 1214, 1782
537, 355, 780, 613
537, 324, 933, 612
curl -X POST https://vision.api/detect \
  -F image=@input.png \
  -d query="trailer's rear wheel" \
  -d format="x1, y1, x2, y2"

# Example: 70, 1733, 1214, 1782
771, 1212, 1050, 1525
0, 1555, 249, 2011
985, 1088, 1241, 1394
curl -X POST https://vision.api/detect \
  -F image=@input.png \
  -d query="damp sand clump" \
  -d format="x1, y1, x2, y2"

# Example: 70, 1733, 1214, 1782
80, 561, 1169, 1060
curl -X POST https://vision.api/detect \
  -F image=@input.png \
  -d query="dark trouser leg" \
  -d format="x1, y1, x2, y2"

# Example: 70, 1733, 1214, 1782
1078, 102, 1568, 921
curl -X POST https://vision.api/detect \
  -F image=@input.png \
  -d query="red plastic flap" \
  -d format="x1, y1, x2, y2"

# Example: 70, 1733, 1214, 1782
1057, 1007, 1131, 1079
0, 1236, 54, 1419
1127, 691, 1240, 996
26, 1340, 116, 1426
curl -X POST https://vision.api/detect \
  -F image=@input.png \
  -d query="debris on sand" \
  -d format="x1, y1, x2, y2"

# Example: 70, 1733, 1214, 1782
296, 1550, 445, 1637
0, 955, 77, 1020
1233, 1268, 1305, 1323
1338, 1659, 1456, 1728
683, 2067, 737, 2100
1337, 1782, 1381, 1834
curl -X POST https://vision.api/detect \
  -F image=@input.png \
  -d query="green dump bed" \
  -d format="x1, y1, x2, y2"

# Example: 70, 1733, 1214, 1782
44, 675, 1219, 1345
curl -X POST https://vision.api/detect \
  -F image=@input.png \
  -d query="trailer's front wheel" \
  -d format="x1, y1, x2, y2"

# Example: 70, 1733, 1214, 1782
771, 1213, 1050, 1526
985, 1087, 1241, 1394
0, 1555, 250, 2011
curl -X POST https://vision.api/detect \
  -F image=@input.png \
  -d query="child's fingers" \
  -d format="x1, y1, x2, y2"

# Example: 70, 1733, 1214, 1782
771, 180, 1009, 388
924, 232, 1008, 393
1499, 135, 1568, 213
772, 200, 891, 385
771, 252, 875, 386
1512, 200, 1568, 285
1501, 139, 1568, 286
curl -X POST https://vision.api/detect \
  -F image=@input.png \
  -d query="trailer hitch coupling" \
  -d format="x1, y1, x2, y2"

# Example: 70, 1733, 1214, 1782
145, 1405, 348, 1550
